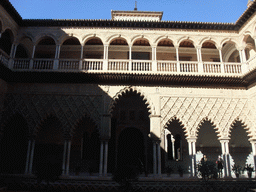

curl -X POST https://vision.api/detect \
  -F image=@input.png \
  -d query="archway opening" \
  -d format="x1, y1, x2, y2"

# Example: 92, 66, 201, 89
0, 29, 14, 56
201, 41, 220, 62
34, 37, 56, 58
157, 39, 175, 61
132, 38, 151, 60
197, 120, 220, 162
0, 114, 28, 174
164, 118, 188, 173
60, 37, 81, 59
70, 116, 100, 175
83, 38, 103, 59
230, 121, 251, 167
109, 37, 128, 60
15, 44, 29, 58
109, 90, 151, 173
33, 115, 63, 174
222, 42, 240, 63
179, 40, 197, 62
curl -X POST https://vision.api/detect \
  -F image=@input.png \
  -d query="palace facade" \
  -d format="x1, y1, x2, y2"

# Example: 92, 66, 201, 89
1, 0, 256, 178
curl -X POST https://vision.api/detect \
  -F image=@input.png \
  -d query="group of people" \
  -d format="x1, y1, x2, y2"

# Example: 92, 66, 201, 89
200, 155, 224, 177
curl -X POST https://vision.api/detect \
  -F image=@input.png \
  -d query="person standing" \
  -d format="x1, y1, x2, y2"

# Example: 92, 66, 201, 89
216, 155, 224, 178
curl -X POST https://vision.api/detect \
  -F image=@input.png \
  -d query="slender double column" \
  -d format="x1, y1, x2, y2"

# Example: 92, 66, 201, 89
99, 140, 109, 176
152, 140, 161, 176
62, 140, 71, 175
187, 138, 197, 177
250, 140, 256, 175
220, 139, 231, 177
25, 138, 35, 174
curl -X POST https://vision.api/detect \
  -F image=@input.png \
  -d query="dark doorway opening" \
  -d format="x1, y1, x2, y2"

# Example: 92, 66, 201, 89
117, 127, 145, 172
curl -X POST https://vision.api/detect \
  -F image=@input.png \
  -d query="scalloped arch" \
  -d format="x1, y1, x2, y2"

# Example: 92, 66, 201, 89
228, 117, 251, 139
195, 117, 219, 137
70, 113, 99, 139
1, 108, 35, 137
162, 116, 187, 138
33, 113, 64, 138
108, 86, 154, 115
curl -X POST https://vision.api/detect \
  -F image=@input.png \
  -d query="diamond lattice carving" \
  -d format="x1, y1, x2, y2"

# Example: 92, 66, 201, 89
2, 94, 102, 139
161, 96, 254, 139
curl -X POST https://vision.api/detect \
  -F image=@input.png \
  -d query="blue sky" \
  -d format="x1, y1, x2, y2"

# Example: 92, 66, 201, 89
9, 0, 248, 23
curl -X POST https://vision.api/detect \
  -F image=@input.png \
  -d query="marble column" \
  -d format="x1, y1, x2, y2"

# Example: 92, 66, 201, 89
129, 45, 132, 71
251, 141, 256, 176
28, 139, 35, 174
220, 139, 231, 177
99, 140, 109, 176
187, 138, 197, 177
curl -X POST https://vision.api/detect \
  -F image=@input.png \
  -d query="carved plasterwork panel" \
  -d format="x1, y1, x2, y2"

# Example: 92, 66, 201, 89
161, 97, 254, 139
1, 94, 102, 139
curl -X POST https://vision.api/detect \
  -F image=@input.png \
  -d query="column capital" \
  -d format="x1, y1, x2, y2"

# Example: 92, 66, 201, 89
219, 138, 229, 143
236, 46, 246, 51
187, 137, 197, 143
217, 46, 222, 51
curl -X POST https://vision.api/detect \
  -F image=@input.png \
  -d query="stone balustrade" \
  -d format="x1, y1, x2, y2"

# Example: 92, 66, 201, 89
5, 57, 248, 76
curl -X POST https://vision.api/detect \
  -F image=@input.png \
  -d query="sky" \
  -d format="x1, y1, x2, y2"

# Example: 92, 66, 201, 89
8, 0, 248, 23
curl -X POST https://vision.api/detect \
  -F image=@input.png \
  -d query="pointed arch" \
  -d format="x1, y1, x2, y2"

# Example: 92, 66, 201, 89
228, 117, 251, 139
71, 113, 99, 138
164, 116, 187, 163
196, 118, 221, 161
229, 119, 251, 167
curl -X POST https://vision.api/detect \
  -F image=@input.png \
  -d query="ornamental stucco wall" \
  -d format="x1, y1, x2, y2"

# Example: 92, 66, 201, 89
2, 82, 255, 143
